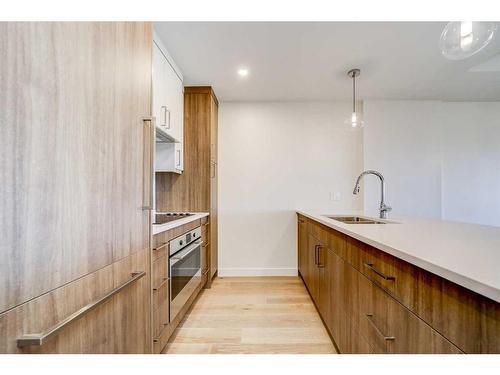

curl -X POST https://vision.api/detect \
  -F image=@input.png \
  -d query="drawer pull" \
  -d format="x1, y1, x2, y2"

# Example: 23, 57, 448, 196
153, 242, 168, 251
363, 263, 395, 281
17, 271, 146, 348
317, 246, 325, 268
366, 313, 395, 341
153, 277, 169, 291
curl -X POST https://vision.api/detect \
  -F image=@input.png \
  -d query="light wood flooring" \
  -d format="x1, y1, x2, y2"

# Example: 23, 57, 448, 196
164, 277, 337, 354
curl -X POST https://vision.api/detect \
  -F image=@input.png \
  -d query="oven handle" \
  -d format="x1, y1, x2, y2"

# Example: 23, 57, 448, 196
170, 240, 202, 266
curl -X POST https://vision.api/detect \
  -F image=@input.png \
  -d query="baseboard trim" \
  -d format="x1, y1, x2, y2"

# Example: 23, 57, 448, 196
217, 268, 298, 277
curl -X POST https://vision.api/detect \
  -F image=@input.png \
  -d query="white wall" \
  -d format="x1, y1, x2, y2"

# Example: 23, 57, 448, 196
440, 102, 500, 226
218, 102, 363, 276
363, 101, 443, 219
363, 100, 500, 226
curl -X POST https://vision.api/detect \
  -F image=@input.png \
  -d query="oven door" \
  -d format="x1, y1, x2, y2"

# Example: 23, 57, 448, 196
169, 239, 202, 322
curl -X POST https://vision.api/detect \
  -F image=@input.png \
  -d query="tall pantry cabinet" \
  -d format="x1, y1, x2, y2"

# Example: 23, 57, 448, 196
0, 22, 153, 353
156, 86, 219, 286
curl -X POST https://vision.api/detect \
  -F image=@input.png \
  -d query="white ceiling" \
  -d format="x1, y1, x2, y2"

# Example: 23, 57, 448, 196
154, 22, 500, 102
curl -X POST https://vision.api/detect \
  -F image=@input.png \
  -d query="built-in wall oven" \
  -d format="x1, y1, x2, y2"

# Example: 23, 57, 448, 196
169, 226, 202, 322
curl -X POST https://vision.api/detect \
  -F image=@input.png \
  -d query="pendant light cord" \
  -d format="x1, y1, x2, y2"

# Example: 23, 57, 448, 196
352, 74, 356, 113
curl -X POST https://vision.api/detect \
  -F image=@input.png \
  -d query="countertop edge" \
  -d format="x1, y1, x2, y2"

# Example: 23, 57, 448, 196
152, 212, 209, 235
297, 210, 500, 303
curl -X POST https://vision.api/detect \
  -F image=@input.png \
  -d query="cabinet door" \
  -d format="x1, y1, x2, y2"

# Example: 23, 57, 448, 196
163, 58, 183, 141
0, 22, 151, 315
209, 96, 218, 280
152, 42, 167, 129
307, 234, 320, 303
318, 246, 332, 331
0, 248, 151, 353
297, 217, 308, 279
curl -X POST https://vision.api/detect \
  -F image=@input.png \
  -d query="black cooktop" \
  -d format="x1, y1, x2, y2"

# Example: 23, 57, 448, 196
153, 212, 194, 224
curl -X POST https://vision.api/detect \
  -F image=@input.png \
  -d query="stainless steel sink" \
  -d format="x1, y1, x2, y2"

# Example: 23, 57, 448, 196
326, 216, 387, 224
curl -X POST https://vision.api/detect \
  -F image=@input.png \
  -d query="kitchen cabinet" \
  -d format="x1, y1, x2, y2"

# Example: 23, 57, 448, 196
0, 22, 153, 353
297, 218, 309, 283
152, 35, 184, 173
0, 248, 151, 353
151, 219, 206, 353
297, 214, 497, 353
306, 234, 321, 302
155, 87, 219, 287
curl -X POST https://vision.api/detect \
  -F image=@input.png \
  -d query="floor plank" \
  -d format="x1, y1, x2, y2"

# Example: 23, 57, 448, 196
164, 276, 337, 354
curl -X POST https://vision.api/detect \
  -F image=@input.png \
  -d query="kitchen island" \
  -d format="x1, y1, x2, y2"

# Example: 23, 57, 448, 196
296, 210, 500, 354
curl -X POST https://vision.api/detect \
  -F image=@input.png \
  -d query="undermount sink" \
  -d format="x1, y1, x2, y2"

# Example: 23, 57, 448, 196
327, 216, 387, 224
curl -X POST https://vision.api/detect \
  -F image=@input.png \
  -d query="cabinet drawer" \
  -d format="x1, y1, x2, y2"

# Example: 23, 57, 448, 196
201, 242, 209, 273
152, 241, 168, 262
345, 236, 500, 353
351, 267, 461, 354
0, 248, 150, 353
152, 256, 169, 290
152, 282, 169, 339
337, 311, 374, 354
202, 222, 209, 241
153, 322, 170, 354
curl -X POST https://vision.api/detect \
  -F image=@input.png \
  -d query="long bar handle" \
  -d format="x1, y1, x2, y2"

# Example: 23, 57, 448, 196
141, 117, 155, 211
363, 262, 395, 281
17, 271, 146, 348
210, 161, 216, 178
365, 313, 395, 341
314, 245, 319, 265
317, 245, 325, 268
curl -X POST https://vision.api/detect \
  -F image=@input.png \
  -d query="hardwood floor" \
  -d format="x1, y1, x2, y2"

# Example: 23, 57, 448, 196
164, 277, 337, 354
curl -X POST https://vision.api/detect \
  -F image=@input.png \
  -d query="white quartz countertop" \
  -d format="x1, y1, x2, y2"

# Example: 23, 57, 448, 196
297, 210, 500, 303
152, 212, 209, 235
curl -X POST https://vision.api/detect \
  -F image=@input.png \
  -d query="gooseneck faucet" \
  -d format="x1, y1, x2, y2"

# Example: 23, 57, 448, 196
353, 170, 392, 219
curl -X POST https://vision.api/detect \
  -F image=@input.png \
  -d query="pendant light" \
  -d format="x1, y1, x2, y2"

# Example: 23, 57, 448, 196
439, 22, 497, 60
345, 68, 363, 129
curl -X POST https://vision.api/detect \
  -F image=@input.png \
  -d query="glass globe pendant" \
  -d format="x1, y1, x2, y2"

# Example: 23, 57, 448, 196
440, 22, 497, 60
344, 68, 363, 130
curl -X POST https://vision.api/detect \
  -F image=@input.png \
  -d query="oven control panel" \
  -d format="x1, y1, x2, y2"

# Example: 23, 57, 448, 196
169, 226, 202, 256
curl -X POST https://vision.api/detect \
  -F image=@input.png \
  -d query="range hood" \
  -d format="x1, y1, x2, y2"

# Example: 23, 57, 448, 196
155, 124, 180, 143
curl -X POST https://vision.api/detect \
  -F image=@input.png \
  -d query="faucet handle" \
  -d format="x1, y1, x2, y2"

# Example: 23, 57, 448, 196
381, 204, 392, 213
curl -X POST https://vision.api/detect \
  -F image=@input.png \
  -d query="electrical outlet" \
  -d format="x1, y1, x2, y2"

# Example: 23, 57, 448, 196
333, 192, 341, 201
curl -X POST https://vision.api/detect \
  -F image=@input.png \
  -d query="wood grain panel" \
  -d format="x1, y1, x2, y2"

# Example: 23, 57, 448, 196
0, 22, 152, 313
152, 219, 201, 250
155, 86, 218, 283
306, 219, 500, 353
0, 247, 151, 353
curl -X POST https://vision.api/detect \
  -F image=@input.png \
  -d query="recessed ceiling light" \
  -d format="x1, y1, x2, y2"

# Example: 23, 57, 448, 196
237, 68, 249, 77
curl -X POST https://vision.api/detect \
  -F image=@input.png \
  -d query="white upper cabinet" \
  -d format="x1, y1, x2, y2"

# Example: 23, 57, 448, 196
152, 34, 184, 173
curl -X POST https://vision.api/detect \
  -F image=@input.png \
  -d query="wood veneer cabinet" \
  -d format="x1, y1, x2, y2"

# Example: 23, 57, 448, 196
156, 86, 219, 287
297, 214, 500, 353
0, 22, 153, 353
150, 219, 207, 353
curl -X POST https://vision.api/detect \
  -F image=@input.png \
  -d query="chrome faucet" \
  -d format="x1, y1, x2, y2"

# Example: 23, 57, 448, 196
353, 170, 392, 219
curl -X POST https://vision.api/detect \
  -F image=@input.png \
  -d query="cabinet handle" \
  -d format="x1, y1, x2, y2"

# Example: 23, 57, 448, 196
153, 277, 169, 291
314, 245, 319, 265
210, 161, 216, 178
176, 149, 181, 167
365, 313, 395, 341
165, 108, 171, 129
161, 106, 167, 126
141, 117, 155, 210
17, 271, 146, 348
153, 242, 168, 251
363, 263, 395, 281
317, 246, 324, 268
